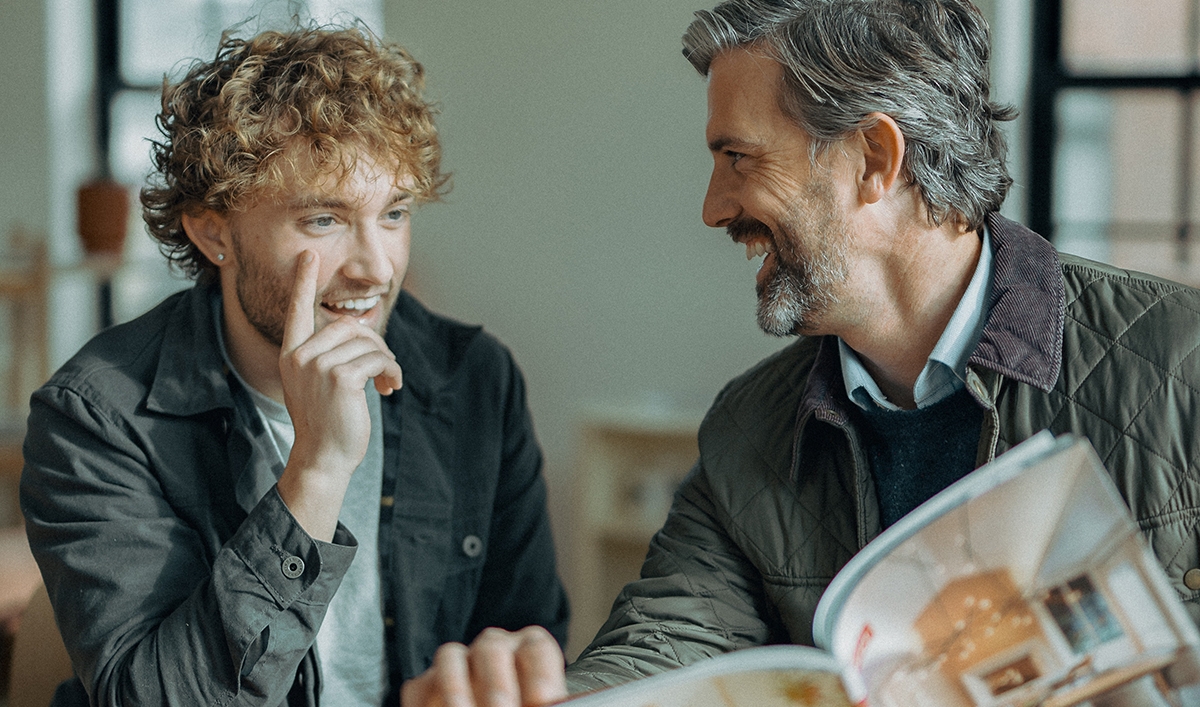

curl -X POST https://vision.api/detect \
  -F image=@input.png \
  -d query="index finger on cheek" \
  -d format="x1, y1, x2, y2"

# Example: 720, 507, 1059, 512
283, 251, 319, 352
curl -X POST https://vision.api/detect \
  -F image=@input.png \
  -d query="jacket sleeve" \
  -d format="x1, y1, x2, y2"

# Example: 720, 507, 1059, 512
565, 461, 774, 693
463, 350, 570, 645
20, 383, 357, 706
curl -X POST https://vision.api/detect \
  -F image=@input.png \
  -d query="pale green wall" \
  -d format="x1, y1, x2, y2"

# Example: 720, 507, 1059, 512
0, 0, 50, 238
383, 2, 790, 494
382, 1, 1020, 623
0, 0, 1022, 635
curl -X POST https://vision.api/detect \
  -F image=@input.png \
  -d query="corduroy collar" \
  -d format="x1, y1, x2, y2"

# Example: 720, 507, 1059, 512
796, 213, 1065, 429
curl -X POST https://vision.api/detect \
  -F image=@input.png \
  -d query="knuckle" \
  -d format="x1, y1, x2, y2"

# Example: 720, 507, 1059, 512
518, 625, 555, 646
330, 365, 355, 386
476, 626, 514, 647
399, 678, 424, 704
433, 641, 468, 663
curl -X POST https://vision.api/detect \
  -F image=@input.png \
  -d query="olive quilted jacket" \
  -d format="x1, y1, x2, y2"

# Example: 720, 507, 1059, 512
568, 214, 1200, 691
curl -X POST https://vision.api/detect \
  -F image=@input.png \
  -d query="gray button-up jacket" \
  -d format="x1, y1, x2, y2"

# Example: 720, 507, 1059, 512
21, 283, 569, 706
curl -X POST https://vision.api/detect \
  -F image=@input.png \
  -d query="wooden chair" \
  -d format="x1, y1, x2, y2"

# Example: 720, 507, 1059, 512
0, 228, 49, 414
0, 229, 49, 526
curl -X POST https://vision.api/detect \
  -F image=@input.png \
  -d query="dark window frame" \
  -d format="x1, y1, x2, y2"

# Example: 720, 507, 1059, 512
1027, 1, 1200, 246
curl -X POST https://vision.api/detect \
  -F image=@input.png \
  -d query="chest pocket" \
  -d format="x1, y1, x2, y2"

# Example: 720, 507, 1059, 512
391, 499, 455, 586
1141, 512, 1200, 619
388, 498, 491, 662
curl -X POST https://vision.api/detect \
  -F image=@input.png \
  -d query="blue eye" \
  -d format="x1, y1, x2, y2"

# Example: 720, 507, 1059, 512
309, 215, 336, 228
386, 208, 410, 222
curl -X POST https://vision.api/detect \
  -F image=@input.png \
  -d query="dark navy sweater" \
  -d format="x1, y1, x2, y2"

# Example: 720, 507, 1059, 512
855, 385, 984, 528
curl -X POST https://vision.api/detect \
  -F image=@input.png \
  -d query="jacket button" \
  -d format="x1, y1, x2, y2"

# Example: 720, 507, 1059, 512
966, 371, 987, 399
461, 535, 483, 558
1185, 568, 1200, 591
282, 555, 305, 579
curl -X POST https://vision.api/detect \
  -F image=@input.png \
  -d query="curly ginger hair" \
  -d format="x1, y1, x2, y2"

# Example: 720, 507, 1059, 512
141, 26, 448, 281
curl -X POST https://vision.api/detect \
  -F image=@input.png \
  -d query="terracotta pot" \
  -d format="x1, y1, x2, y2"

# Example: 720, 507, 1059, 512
77, 180, 130, 257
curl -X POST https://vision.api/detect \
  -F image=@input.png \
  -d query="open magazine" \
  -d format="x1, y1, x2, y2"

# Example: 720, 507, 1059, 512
567, 432, 1200, 707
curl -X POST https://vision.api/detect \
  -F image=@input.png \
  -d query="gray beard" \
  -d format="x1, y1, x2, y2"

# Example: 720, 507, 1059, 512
755, 228, 847, 337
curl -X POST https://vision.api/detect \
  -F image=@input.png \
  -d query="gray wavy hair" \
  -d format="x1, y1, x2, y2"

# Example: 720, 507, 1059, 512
683, 0, 1016, 231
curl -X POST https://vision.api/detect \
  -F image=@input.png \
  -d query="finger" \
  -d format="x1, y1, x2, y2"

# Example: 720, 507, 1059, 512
512, 628, 567, 707
431, 643, 474, 707
293, 315, 397, 362
283, 250, 320, 352
469, 629, 522, 707
284, 320, 403, 395
301, 335, 391, 372
374, 357, 404, 395
320, 351, 404, 394
400, 674, 440, 707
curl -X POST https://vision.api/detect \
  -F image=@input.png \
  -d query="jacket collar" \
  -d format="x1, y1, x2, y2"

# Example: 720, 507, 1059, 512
145, 282, 236, 417
796, 213, 1065, 430
384, 291, 483, 419
968, 213, 1064, 392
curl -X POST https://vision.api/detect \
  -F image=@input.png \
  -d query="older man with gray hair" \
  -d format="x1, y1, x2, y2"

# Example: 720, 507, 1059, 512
404, 0, 1200, 704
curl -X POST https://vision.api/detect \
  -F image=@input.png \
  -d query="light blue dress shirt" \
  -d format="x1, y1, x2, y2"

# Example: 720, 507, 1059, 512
839, 227, 993, 411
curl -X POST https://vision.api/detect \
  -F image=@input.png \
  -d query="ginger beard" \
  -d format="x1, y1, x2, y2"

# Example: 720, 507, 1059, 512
231, 227, 398, 347
738, 177, 851, 337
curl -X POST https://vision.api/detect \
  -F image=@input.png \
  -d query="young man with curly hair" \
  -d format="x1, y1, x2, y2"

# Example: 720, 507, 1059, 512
21, 26, 568, 707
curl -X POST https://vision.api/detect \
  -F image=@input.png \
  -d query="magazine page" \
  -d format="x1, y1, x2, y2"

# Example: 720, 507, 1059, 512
566, 645, 854, 707
812, 432, 1200, 707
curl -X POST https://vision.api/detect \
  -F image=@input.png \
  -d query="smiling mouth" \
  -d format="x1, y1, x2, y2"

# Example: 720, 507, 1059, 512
322, 294, 383, 317
743, 237, 776, 274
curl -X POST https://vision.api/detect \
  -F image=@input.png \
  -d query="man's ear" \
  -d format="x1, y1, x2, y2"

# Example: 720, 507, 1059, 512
180, 210, 232, 267
856, 112, 905, 205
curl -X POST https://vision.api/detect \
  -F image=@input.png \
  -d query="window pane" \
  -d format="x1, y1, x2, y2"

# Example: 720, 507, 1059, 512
1043, 586, 1094, 653
1108, 92, 1181, 223
303, 0, 383, 35
119, 0, 216, 85
1062, 0, 1195, 75
120, 0, 385, 86
1052, 88, 1200, 286
1065, 576, 1124, 645
109, 89, 162, 186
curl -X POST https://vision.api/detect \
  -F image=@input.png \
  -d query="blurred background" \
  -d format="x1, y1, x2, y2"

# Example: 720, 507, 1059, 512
1, 0, 1197, 696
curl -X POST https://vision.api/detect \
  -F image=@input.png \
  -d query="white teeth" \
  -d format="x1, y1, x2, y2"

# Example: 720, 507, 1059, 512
326, 294, 382, 312
743, 240, 773, 261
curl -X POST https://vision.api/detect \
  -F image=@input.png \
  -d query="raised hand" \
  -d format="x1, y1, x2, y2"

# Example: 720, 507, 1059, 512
275, 250, 404, 540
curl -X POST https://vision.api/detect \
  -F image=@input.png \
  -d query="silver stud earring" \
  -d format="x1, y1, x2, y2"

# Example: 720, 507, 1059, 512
216, 253, 225, 261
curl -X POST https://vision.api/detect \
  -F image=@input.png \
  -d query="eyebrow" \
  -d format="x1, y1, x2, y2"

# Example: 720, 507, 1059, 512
288, 195, 350, 211
708, 136, 762, 153
287, 190, 415, 211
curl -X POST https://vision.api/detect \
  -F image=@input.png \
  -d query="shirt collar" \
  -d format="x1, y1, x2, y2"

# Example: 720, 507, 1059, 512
795, 214, 1064, 473
840, 225, 993, 410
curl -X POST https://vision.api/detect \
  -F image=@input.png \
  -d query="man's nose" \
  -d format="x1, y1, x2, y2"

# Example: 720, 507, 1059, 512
702, 165, 738, 228
343, 224, 397, 284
